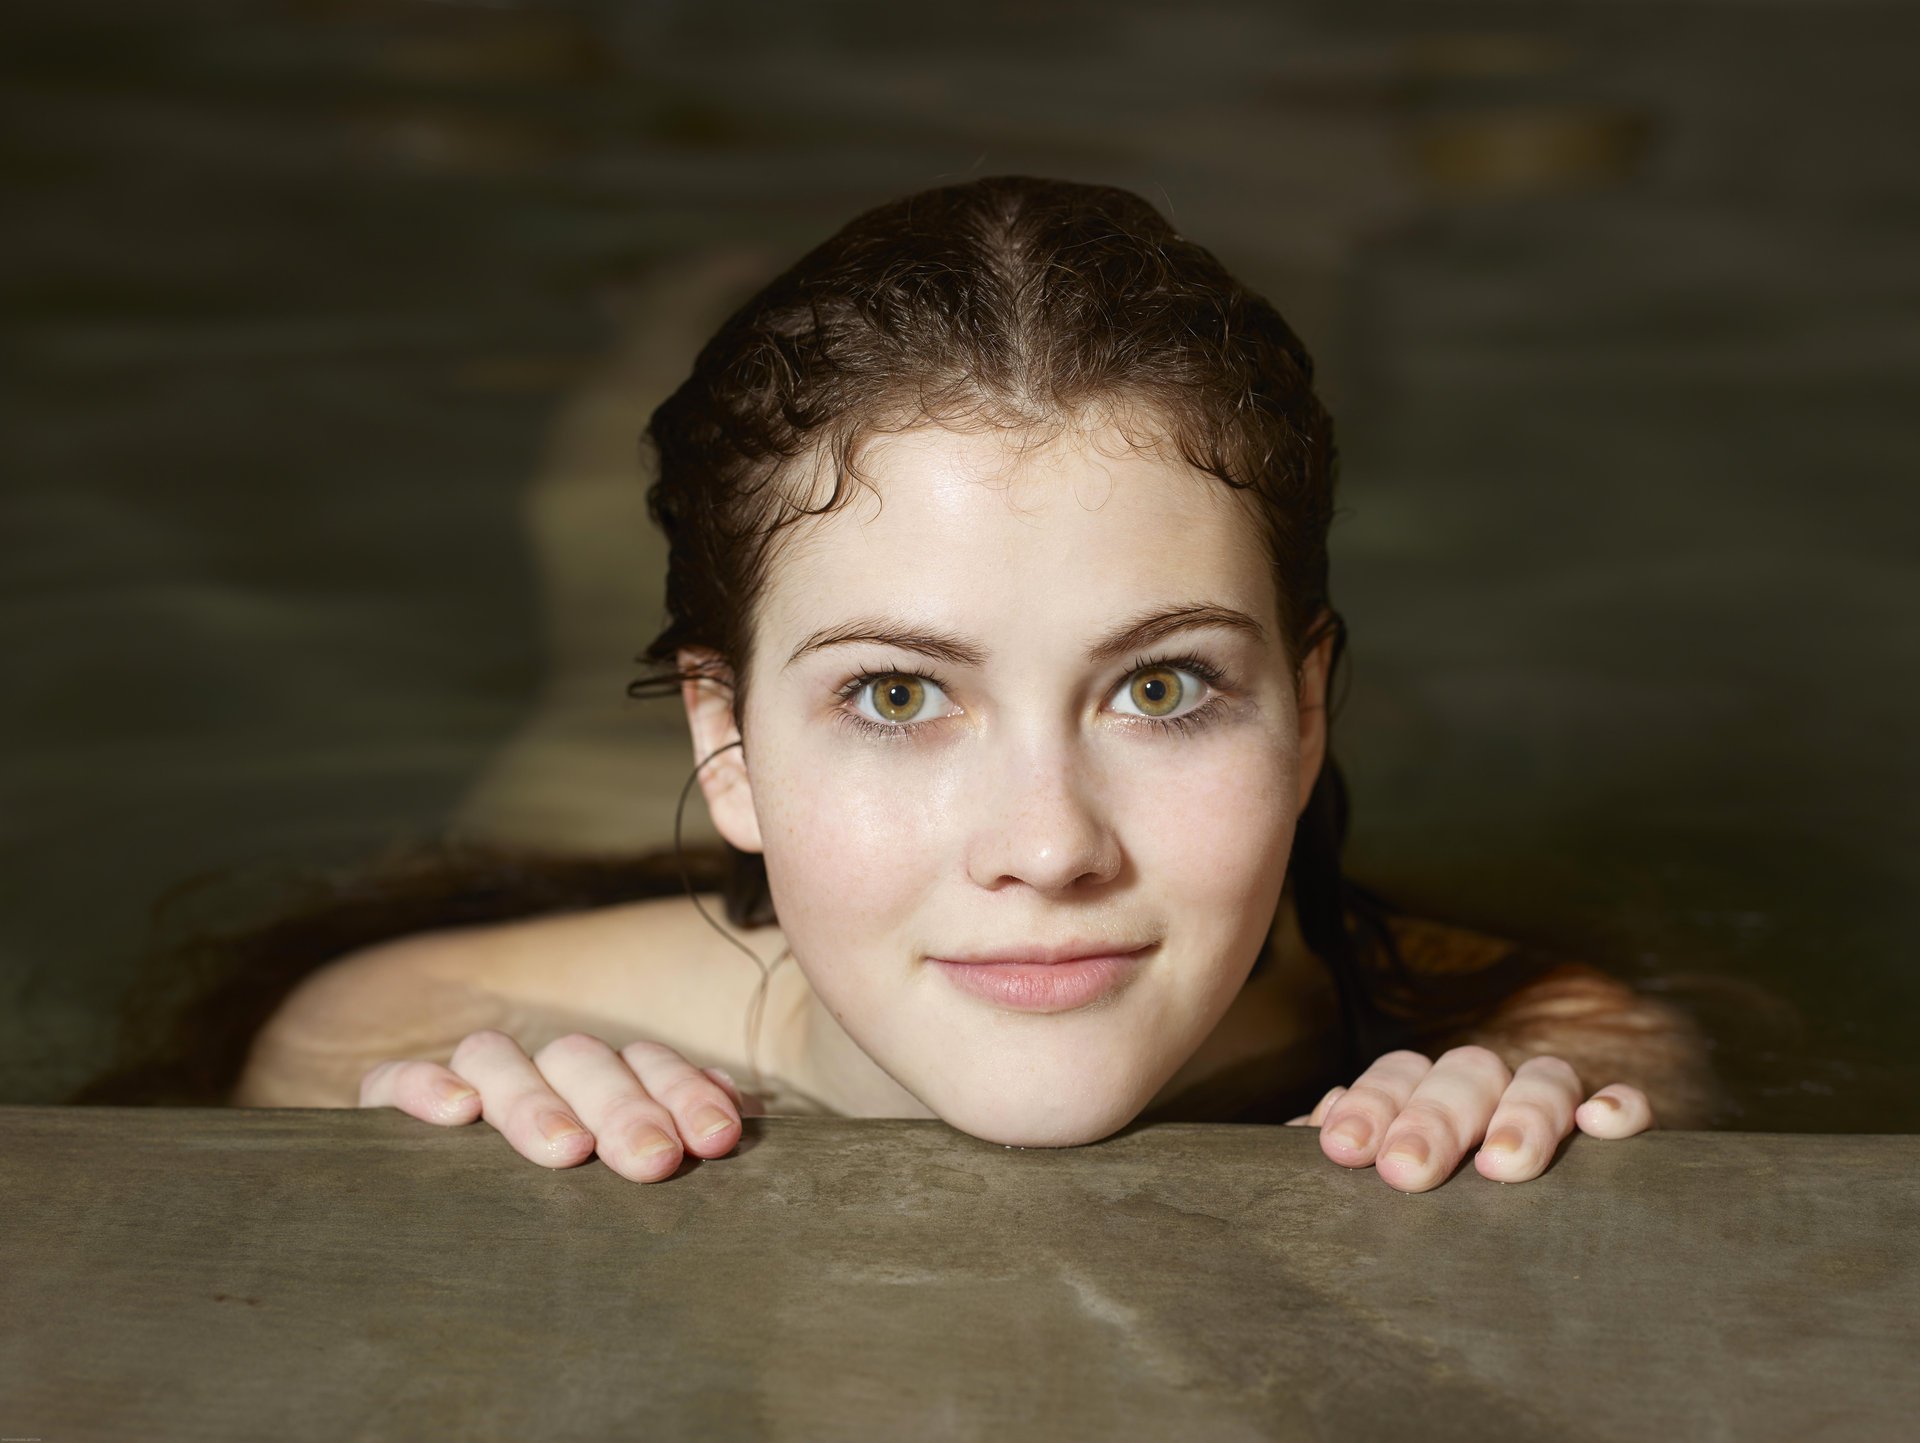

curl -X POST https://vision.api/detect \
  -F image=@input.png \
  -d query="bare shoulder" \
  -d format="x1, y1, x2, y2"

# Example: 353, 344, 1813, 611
231, 930, 521, 1109
232, 892, 791, 1110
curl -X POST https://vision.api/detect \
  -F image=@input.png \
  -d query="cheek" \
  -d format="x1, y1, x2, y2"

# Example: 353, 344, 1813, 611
1129, 729, 1298, 902
752, 744, 942, 950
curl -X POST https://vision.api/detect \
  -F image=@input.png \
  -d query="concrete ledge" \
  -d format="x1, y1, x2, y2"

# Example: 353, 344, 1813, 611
3, 1107, 1915, 1441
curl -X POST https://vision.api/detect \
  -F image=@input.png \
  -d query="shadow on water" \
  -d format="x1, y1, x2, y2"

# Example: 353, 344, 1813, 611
3, 0, 1915, 1129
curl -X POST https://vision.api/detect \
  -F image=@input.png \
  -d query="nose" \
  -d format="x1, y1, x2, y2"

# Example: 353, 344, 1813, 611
964, 731, 1123, 894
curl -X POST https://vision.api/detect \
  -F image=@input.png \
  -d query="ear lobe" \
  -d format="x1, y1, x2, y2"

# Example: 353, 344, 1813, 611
678, 647, 765, 855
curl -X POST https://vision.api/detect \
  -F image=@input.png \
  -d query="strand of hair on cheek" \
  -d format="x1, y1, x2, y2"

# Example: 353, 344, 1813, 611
673, 738, 782, 1098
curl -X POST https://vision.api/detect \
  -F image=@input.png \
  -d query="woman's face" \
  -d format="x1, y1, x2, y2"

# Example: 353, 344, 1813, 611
693, 417, 1328, 1147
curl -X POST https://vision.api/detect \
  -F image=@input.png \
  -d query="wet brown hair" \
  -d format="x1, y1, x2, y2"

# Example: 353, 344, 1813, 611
74, 175, 1561, 1110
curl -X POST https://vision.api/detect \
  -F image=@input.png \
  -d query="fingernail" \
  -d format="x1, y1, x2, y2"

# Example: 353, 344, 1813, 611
1590, 1094, 1621, 1112
693, 1106, 736, 1141
630, 1127, 680, 1166
1329, 1118, 1372, 1150
436, 1080, 478, 1106
1482, 1125, 1525, 1155
1383, 1134, 1430, 1169
540, 1112, 588, 1144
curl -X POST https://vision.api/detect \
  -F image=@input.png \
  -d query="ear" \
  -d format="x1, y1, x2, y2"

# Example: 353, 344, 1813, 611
1293, 619, 1337, 822
678, 647, 765, 854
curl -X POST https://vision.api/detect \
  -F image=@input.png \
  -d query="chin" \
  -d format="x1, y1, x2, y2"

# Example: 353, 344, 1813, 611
927, 1083, 1151, 1150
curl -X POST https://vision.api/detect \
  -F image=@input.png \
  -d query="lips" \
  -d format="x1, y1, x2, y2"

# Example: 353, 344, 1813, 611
931, 940, 1156, 968
928, 944, 1155, 1013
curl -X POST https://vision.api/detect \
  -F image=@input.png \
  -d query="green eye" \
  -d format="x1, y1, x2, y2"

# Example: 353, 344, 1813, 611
1127, 667, 1184, 718
869, 674, 926, 723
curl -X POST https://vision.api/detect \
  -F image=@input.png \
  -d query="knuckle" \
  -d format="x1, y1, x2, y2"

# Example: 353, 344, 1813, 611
1441, 1044, 1512, 1081
1373, 1049, 1433, 1075
450, 1029, 519, 1062
1342, 1081, 1402, 1116
617, 1038, 682, 1068
533, 1032, 612, 1065
1514, 1054, 1582, 1089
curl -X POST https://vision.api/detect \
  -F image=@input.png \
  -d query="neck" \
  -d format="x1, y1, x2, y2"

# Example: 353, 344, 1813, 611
788, 976, 939, 1118
1139, 891, 1343, 1119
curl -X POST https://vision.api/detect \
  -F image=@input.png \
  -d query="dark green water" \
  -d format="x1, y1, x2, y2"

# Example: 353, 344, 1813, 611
4, 0, 1915, 1130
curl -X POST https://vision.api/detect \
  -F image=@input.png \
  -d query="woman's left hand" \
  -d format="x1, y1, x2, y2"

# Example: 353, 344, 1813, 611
1285, 1045, 1652, 1192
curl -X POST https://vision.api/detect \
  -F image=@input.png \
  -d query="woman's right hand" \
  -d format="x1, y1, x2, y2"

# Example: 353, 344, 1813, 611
358, 1029, 764, 1181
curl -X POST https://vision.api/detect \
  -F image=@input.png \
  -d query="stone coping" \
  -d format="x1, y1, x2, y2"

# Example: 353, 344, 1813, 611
3, 1107, 1915, 1441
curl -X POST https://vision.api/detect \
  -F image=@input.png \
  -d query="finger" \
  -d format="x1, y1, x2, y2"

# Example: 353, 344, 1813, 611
702, 1066, 746, 1109
704, 1067, 771, 1119
622, 1040, 745, 1158
1473, 1055, 1583, 1184
1307, 1085, 1347, 1126
1574, 1083, 1654, 1139
1286, 1084, 1348, 1127
358, 1058, 483, 1125
1374, 1045, 1513, 1194
447, 1029, 597, 1169
1318, 1051, 1434, 1168
527, 1033, 695, 1182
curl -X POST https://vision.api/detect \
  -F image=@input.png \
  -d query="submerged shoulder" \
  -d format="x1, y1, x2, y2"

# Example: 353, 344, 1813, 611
1379, 912, 1722, 1128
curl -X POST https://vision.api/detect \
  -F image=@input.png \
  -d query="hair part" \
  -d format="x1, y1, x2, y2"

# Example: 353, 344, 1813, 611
633, 177, 1338, 742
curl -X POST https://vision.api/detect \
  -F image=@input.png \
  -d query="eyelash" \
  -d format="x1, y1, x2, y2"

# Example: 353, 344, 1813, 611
831, 651, 1235, 743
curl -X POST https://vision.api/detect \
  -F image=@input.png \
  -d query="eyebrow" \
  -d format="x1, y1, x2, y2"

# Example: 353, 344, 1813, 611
783, 602, 1269, 671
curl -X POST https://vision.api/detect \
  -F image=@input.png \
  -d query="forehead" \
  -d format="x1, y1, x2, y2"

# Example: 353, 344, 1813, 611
758, 420, 1276, 648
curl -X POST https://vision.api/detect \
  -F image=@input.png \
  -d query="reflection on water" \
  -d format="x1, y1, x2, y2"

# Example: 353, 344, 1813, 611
3, 0, 1916, 1129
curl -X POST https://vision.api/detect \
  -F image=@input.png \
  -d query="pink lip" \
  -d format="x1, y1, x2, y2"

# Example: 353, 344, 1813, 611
936, 940, 1156, 967
928, 945, 1154, 1013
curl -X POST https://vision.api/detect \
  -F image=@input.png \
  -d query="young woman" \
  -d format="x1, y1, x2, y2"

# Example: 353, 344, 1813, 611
118, 176, 1718, 1192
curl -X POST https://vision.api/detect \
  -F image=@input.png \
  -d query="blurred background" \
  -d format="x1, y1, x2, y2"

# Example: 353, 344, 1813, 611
4, 0, 1915, 1129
